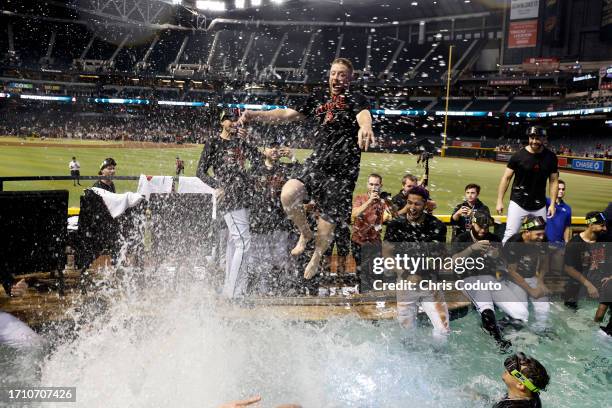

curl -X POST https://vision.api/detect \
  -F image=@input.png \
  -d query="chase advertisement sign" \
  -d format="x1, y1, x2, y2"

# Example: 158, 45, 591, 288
571, 159, 604, 173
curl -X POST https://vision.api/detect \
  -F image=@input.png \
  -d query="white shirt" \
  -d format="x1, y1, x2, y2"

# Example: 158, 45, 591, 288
69, 160, 80, 171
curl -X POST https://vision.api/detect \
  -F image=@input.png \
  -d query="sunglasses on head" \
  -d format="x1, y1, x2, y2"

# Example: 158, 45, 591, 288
504, 353, 541, 394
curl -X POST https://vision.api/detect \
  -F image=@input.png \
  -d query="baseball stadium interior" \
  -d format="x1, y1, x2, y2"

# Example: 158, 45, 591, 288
0, 1, 611, 407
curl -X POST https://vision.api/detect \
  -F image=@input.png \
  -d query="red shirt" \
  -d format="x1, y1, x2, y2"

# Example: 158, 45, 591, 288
351, 193, 387, 245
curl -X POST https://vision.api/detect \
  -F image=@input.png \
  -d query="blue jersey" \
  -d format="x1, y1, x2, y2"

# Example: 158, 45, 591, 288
545, 198, 572, 244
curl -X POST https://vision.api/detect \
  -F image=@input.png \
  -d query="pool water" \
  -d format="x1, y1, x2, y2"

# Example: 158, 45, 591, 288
1, 279, 610, 408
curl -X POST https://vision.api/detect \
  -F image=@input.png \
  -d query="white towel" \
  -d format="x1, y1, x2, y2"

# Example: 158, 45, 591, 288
137, 175, 174, 200
177, 176, 217, 219
90, 187, 144, 218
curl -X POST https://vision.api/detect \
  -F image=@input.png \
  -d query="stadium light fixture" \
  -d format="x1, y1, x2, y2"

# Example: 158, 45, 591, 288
251, 0, 262, 6
196, 1, 226, 11
235, 0, 245, 8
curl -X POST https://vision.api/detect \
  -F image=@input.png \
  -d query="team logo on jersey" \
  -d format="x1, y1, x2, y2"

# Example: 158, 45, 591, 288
316, 94, 347, 125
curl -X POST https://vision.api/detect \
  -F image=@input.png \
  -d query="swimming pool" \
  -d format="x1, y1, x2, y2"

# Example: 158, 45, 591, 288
1, 282, 610, 407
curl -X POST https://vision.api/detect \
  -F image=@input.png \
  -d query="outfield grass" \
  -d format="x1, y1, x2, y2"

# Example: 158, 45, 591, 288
0, 137, 610, 215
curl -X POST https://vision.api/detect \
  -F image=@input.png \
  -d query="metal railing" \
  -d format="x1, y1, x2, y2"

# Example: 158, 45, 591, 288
0, 176, 140, 191
0, 175, 589, 227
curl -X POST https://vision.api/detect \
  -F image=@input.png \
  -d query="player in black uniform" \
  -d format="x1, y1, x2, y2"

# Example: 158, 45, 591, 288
496, 126, 559, 243
238, 58, 375, 280
563, 211, 608, 309
452, 212, 512, 349
502, 215, 551, 326
93, 157, 117, 193
196, 109, 264, 298
383, 186, 450, 341
248, 141, 299, 295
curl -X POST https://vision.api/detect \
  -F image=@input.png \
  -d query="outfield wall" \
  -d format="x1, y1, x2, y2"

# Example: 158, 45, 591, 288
445, 146, 612, 175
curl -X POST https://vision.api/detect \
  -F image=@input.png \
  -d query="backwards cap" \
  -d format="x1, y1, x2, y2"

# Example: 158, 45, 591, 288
521, 215, 546, 231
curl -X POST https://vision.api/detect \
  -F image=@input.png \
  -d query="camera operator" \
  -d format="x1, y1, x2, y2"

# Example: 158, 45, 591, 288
351, 173, 393, 292
450, 183, 491, 237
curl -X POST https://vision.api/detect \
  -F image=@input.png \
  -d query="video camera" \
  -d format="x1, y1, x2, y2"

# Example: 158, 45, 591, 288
373, 186, 392, 201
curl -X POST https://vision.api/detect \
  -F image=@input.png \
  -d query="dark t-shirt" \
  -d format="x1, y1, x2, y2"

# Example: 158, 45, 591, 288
564, 234, 607, 278
249, 161, 299, 234
92, 180, 116, 193
507, 148, 558, 210
453, 231, 502, 277
196, 137, 263, 212
295, 90, 370, 175
493, 395, 541, 408
384, 213, 447, 278
503, 233, 547, 279
384, 213, 447, 243
392, 190, 407, 212
450, 198, 491, 236
599, 202, 612, 242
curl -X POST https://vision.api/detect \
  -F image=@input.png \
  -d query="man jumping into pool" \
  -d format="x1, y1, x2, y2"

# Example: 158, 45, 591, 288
238, 58, 375, 279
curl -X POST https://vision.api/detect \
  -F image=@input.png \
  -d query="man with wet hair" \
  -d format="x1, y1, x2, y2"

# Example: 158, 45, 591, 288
383, 185, 450, 341
502, 215, 551, 326
494, 352, 550, 408
452, 212, 513, 349
238, 58, 375, 281
563, 211, 608, 309
196, 109, 264, 299
451, 183, 491, 236
496, 126, 559, 243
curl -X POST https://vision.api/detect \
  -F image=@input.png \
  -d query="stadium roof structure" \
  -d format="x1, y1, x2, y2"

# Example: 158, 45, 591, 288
0, 0, 503, 30
215, 0, 501, 24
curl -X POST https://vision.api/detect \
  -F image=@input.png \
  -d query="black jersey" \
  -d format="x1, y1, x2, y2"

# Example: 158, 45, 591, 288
392, 190, 408, 212
295, 90, 370, 175
503, 233, 547, 279
384, 213, 447, 277
196, 137, 263, 212
493, 395, 541, 408
384, 213, 447, 243
92, 180, 116, 193
249, 161, 299, 234
507, 147, 558, 210
564, 234, 607, 277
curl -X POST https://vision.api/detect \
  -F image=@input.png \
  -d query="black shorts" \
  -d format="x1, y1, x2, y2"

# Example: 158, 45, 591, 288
71, 170, 80, 177
297, 165, 358, 225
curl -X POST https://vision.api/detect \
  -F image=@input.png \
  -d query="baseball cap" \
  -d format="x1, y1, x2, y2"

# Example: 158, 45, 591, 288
526, 126, 547, 138
521, 215, 546, 231
471, 211, 494, 228
585, 211, 607, 225
100, 157, 117, 172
